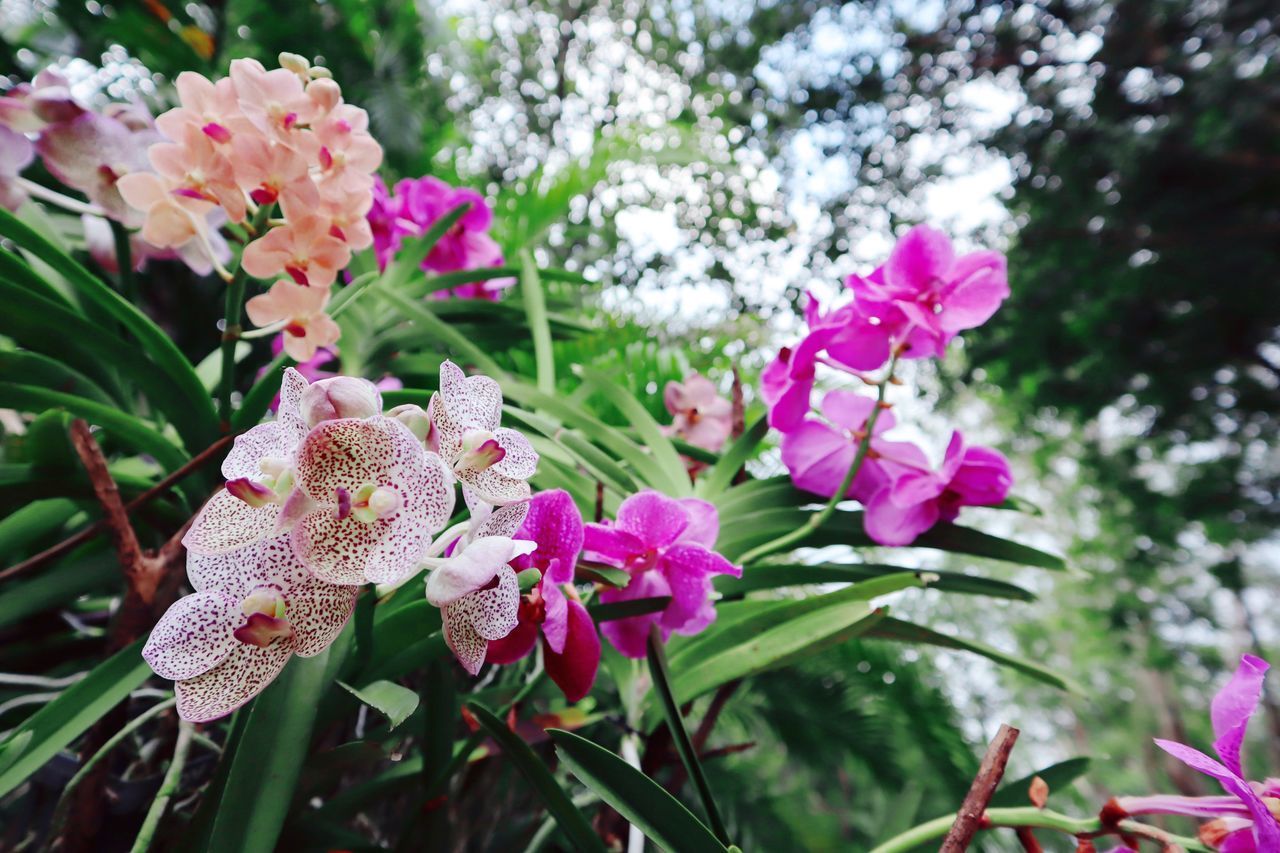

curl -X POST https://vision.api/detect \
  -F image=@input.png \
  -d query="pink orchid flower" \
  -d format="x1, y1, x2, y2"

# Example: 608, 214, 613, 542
82, 211, 232, 277
228, 58, 318, 144
314, 185, 375, 251
183, 368, 312, 557
246, 279, 341, 362
147, 121, 247, 222
662, 372, 733, 452
117, 171, 217, 253
1117, 656, 1280, 852
242, 214, 351, 287
781, 390, 924, 503
37, 109, 162, 223
584, 491, 741, 658
281, 416, 455, 585
862, 431, 1012, 546
486, 490, 600, 702
0, 127, 34, 211
0, 69, 83, 131
428, 360, 537, 507
231, 131, 318, 210
154, 71, 244, 146
143, 535, 358, 722
426, 504, 536, 675
313, 104, 382, 194
847, 224, 1009, 357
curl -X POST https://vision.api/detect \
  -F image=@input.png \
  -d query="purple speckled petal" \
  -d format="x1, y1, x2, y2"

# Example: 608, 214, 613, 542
142, 591, 239, 680
175, 641, 294, 722
443, 565, 520, 674
182, 488, 279, 555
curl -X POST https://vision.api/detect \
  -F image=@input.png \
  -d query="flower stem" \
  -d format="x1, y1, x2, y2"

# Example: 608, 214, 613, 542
646, 624, 732, 846
16, 177, 107, 217
129, 719, 195, 853
217, 206, 273, 427
736, 353, 899, 565
867, 806, 1214, 853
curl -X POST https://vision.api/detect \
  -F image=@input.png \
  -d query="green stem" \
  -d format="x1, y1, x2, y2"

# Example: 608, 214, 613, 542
48, 697, 177, 837
868, 806, 1213, 853
217, 206, 273, 427
129, 719, 195, 853
646, 624, 731, 846
109, 219, 137, 303
737, 354, 899, 565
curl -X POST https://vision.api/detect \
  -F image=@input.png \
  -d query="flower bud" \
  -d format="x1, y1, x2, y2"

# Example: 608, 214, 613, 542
279, 52, 312, 78
300, 377, 382, 428
307, 78, 341, 114
387, 403, 432, 443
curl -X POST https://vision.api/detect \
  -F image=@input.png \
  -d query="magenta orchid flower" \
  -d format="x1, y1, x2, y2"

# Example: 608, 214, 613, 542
780, 390, 924, 503
183, 368, 311, 556
862, 431, 1012, 546
426, 503, 536, 675
485, 489, 600, 703
428, 360, 537, 507
1117, 655, 1280, 852
282, 416, 455, 586
661, 372, 733, 452
847, 224, 1009, 358
584, 491, 741, 658
0, 127, 34, 211
143, 535, 358, 722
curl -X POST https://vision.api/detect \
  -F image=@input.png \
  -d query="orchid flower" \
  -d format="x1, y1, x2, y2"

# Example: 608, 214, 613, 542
780, 389, 923, 503
584, 491, 741, 658
183, 368, 311, 557
245, 279, 341, 362
241, 213, 351, 287
847, 224, 1009, 358
428, 360, 537, 506
143, 535, 358, 722
426, 505, 536, 676
862, 431, 1012, 546
486, 490, 600, 702
281, 416, 455, 586
34, 110, 162, 223
0, 127, 34, 211
661, 372, 733, 452
1117, 655, 1280, 851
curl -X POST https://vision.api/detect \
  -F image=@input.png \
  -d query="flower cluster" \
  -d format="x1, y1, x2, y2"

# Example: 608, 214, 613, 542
1116, 655, 1280, 851
0, 68, 232, 274
147, 368, 455, 720
368, 175, 514, 300
766, 225, 1014, 545
115, 54, 382, 360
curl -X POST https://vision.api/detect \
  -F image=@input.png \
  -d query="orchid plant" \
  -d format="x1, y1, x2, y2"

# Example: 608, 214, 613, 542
0, 46, 1255, 853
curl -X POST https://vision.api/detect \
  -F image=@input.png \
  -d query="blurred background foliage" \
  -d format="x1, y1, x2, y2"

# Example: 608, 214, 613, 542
2, 0, 1278, 849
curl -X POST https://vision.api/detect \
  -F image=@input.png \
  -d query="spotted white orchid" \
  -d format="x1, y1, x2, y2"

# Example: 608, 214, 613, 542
183, 371, 384, 557
427, 360, 537, 507
143, 535, 358, 722
280, 415, 454, 585
425, 505, 535, 675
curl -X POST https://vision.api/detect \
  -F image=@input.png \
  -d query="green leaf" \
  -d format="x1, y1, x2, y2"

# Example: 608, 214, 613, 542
0, 350, 115, 406
0, 549, 118, 630
339, 680, 419, 730
715, 563, 1036, 601
0, 383, 186, 472
696, 415, 769, 499
589, 596, 671, 622
465, 703, 606, 853
866, 616, 1083, 692
576, 366, 691, 497
233, 353, 291, 432
0, 639, 150, 798
658, 575, 913, 714
520, 250, 556, 393
379, 288, 505, 377
0, 206, 218, 448
548, 729, 728, 853
504, 404, 638, 497
575, 561, 631, 587
208, 647, 341, 853
989, 757, 1092, 808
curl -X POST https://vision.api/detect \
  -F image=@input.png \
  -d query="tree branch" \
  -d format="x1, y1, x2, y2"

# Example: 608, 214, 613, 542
941, 723, 1021, 852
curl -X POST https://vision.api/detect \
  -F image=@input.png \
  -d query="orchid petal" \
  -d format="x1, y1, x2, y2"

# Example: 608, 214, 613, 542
1212, 655, 1271, 778
512, 489, 585, 583
544, 599, 600, 703
491, 427, 538, 479
175, 642, 293, 722
426, 537, 538, 606
676, 498, 720, 549
883, 224, 955, 293
599, 572, 671, 659
540, 580, 569, 654
615, 491, 689, 549
288, 574, 359, 656
142, 592, 239, 680
1155, 738, 1280, 851
470, 501, 531, 540
183, 488, 279, 555
443, 565, 520, 675
581, 524, 645, 566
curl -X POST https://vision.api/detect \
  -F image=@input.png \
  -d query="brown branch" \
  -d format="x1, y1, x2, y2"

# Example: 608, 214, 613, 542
941, 723, 1021, 853
666, 679, 742, 792
55, 420, 192, 853
1015, 827, 1044, 852
0, 433, 233, 583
